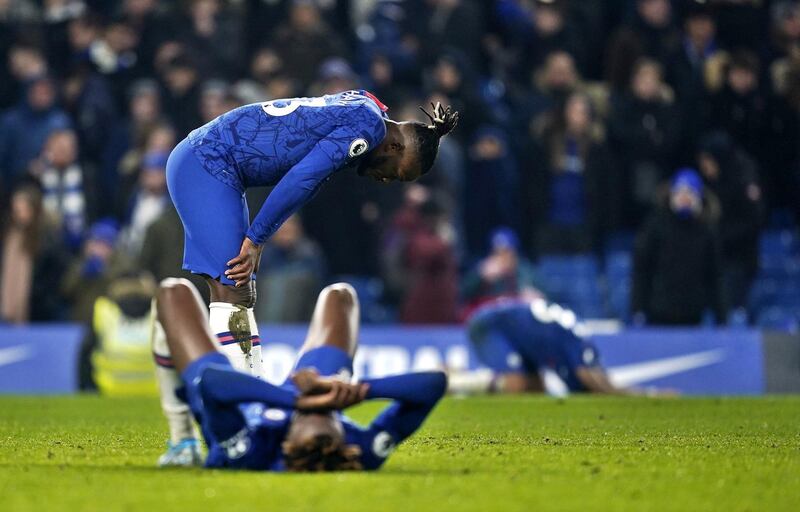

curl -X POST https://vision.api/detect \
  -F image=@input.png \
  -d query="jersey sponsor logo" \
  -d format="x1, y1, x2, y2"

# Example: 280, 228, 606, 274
349, 138, 369, 158
261, 97, 327, 117
372, 431, 395, 458
220, 428, 252, 460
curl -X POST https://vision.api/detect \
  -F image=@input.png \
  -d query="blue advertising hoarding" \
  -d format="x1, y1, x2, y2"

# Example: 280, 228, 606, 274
0, 324, 768, 395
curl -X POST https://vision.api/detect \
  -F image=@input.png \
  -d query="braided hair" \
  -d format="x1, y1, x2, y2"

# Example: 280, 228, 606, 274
414, 102, 459, 175
283, 434, 363, 472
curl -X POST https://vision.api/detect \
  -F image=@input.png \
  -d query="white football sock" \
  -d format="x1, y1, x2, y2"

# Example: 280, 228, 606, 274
209, 302, 262, 378
247, 307, 264, 379
151, 302, 197, 444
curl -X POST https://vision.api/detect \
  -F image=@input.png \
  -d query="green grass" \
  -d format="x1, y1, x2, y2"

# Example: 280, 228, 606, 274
0, 395, 798, 512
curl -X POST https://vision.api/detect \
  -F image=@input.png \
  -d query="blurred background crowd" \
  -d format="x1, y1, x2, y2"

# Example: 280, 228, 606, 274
1, 0, 799, 331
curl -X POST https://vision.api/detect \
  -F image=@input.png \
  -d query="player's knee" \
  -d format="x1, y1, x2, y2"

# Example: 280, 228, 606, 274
157, 278, 196, 303
321, 283, 358, 309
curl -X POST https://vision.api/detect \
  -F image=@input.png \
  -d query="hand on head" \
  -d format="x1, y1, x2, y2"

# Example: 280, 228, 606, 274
291, 368, 369, 411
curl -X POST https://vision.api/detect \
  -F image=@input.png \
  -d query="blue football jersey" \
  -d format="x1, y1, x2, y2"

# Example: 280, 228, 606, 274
186, 90, 389, 244
468, 299, 601, 391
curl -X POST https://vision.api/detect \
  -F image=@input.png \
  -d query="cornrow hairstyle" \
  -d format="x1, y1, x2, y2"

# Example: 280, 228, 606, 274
414, 102, 459, 175
283, 435, 363, 472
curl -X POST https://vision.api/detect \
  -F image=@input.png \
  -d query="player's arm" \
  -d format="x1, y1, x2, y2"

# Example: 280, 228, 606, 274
360, 371, 448, 442
575, 367, 675, 397
574, 366, 630, 395
226, 125, 363, 285
198, 366, 367, 411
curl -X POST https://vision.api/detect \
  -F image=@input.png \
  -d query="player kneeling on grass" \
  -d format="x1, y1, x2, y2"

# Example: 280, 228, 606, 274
449, 298, 661, 396
152, 279, 446, 471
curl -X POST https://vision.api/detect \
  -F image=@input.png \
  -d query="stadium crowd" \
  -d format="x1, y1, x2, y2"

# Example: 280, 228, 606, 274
0, 0, 798, 327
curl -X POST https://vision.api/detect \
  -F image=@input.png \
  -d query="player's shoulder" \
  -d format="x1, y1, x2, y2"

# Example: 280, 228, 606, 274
342, 417, 396, 470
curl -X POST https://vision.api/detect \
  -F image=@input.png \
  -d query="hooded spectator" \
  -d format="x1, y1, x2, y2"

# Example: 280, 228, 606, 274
697, 132, 764, 313
61, 218, 133, 322
632, 169, 726, 325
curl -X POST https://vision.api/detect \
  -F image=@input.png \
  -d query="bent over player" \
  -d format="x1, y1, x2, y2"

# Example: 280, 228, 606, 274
163, 90, 458, 386
449, 298, 636, 396
152, 279, 447, 471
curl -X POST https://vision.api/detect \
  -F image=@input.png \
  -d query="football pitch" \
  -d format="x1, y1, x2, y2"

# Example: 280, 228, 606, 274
0, 395, 798, 512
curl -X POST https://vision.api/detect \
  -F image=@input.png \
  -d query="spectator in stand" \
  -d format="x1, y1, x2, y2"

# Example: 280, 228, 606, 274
414, 0, 487, 69
119, 150, 170, 257
381, 185, 458, 324
116, 122, 175, 219
463, 125, 520, 259
462, 227, 544, 319
179, 0, 242, 79
707, 51, 766, 164
256, 214, 326, 323
159, 51, 201, 137
665, 2, 722, 154
765, 1, 800, 68
270, 0, 347, 91
0, 74, 71, 186
398, 193, 458, 324
510, 50, 582, 138
139, 204, 209, 304
605, 0, 679, 95
426, 50, 490, 142
61, 218, 133, 323
309, 57, 360, 97
29, 129, 91, 252
0, 180, 69, 323
519, 0, 587, 77
765, 57, 800, 220
527, 92, 617, 255
632, 169, 726, 326
697, 132, 763, 315
608, 58, 680, 226
1, 42, 48, 111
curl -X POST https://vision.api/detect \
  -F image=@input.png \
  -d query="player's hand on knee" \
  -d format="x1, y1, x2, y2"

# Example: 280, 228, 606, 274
225, 237, 260, 287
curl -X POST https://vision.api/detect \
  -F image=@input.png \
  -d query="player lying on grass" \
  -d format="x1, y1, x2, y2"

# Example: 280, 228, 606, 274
151, 278, 447, 470
163, 90, 458, 385
449, 298, 652, 396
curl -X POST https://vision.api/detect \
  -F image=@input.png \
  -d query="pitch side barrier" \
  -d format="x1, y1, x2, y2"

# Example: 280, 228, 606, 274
0, 324, 797, 394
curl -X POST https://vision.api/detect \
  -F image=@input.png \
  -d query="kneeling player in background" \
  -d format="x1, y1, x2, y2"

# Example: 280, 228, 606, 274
151, 279, 446, 471
449, 298, 650, 396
